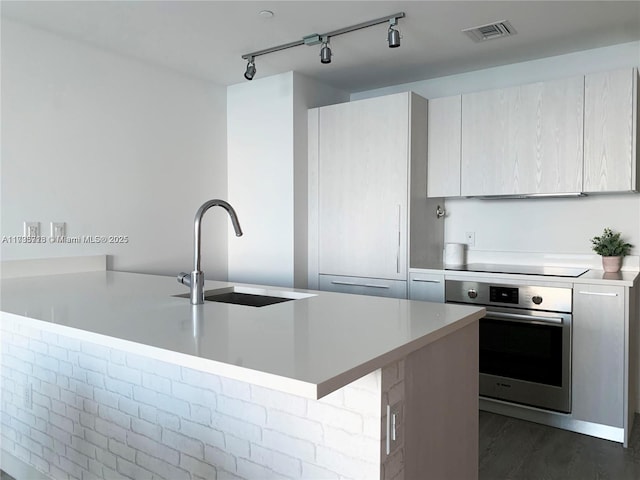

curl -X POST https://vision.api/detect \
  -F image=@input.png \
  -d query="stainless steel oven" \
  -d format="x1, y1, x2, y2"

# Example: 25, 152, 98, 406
446, 280, 572, 413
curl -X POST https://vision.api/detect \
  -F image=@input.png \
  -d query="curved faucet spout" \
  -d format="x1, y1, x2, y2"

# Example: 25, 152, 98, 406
194, 199, 243, 272
178, 199, 243, 305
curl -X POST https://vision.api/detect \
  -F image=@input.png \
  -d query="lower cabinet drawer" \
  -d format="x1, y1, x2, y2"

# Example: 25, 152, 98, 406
409, 272, 445, 302
319, 274, 407, 299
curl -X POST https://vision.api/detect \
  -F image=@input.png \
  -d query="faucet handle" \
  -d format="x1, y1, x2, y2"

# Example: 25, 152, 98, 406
177, 272, 192, 286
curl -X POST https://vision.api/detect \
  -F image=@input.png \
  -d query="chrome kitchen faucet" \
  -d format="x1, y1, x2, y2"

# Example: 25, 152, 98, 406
178, 199, 243, 304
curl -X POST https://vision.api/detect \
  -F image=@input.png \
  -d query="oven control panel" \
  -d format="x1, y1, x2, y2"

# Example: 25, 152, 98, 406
445, 280, 572, 313
489, 286, 518, 304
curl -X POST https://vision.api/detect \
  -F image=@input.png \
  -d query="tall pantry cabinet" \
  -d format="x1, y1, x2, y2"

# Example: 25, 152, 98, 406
308, 92, 444, 298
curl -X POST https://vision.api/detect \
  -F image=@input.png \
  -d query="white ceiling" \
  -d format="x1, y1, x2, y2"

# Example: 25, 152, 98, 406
2, 1, 639, 92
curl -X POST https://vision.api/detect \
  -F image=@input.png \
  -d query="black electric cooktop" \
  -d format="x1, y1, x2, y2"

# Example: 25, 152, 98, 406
444, 263, 589, 278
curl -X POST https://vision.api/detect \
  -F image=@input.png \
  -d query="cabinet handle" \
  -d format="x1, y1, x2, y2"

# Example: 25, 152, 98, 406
397, 205, 401, 274
577, 291, 619, 297
331, 280, 390, 289
412, 278, 441, 283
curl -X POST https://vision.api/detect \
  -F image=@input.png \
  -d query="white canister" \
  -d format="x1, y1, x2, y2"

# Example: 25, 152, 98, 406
445, 243, 466, 266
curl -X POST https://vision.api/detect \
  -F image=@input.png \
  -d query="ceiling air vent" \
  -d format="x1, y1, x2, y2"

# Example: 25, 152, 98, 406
462, 20, 516, 42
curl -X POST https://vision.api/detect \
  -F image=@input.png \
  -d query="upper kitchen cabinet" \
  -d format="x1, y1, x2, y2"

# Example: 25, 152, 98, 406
461, 76, 584, 196
584, 68, 639, 193
427, 95, 462, 197
308, 92, 442, 291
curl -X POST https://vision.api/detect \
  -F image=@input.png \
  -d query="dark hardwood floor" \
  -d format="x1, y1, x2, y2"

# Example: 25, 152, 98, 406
480, 411, 640, 480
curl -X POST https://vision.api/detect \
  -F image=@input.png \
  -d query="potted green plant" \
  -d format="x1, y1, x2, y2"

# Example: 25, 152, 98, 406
590, 228, 633, 273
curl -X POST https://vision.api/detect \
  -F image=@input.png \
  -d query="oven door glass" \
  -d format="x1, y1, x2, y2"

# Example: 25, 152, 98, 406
480, 316, 564, 387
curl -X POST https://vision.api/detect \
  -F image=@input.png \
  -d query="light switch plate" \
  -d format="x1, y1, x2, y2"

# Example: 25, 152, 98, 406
24, 222, 40, 237
50, 222, 66, 238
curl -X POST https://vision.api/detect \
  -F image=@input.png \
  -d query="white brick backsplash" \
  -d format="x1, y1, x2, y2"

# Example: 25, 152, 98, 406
204, 445, 238, 474
171, 381, 216, 406
179, 453, 219, 479
116, 456, 153, 480
95, 417, 127, 443
217, 395, 266, 426
316, 445, 378, 480
224, 433, 250, 459
161, 429, 204, 459
267, 409, 323, 444
300, 461, 340, 479
81, 342, 110, 359
78, 353, 107, 373
251, 385, 307, 417
108, 438, 136, 462
131, 418, 161, 442
181, 367, 222, 391
108, 363, 142, 385
236, 458, 289, 480
189, 403, 212, 425
307, 401, 364, 434
2, 319, 396, 480
250, 443, 302, 478
219, 377, 251, 400
135, 451, 190, 480
262, 429, 316, 464
142, 372, 172, 395
179, 418, 225, 449
126, 431, 179, 466
98, 405, 131, 430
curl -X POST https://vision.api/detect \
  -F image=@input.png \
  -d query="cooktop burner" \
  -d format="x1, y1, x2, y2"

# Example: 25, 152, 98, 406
445, 263, 589, 278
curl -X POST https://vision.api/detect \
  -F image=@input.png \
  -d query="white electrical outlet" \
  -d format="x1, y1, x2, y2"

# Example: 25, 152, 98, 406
50, 222, 66, 238
24, 222, 40, 238
465, 231, 476, 247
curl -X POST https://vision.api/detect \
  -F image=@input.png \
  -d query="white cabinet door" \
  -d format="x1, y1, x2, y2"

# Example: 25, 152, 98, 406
461, 77, 584, 196
572, 285, 625, 427
409, 272, 444, 302
318, 93, 409, 280
427, 96, 461, 197
584, 68, 638, 192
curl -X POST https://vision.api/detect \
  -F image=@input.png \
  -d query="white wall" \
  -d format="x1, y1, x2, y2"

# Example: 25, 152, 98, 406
1, 19, 229, 278
227, 72, 347, 288
352, 41, 640, 257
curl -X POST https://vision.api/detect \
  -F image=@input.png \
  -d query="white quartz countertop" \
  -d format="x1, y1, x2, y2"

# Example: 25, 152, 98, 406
410, 267, 639, 287
0, 271, 484, 399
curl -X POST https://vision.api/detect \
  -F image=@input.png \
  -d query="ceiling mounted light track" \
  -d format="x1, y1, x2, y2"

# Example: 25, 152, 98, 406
241, 12, 405, 80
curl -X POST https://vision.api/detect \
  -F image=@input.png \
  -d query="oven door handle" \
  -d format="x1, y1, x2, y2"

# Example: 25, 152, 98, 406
487, 311, 564, 325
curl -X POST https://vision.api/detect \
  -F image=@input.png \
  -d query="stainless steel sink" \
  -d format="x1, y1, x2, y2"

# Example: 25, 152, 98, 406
174, 286, 315, 307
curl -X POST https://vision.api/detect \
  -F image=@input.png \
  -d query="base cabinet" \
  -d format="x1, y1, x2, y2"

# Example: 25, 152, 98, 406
572, 285, 626, 428
409, 272, 445, 303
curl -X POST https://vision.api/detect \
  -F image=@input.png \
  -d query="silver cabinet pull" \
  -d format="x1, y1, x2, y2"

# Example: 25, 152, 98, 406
396, 204, 401, 274
488, 311, 564, 325
331, 281, 390, 289
412, 278, 441, 283
578, 291, 619, 297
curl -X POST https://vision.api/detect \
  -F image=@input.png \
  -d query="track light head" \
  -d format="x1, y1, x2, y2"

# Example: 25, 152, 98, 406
388, 26, 401, 48
244, 58, 256, 80
320, 39, 332, 64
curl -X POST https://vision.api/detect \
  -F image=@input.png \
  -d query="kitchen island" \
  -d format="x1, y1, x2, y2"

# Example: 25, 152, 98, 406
1, 271, 484, 480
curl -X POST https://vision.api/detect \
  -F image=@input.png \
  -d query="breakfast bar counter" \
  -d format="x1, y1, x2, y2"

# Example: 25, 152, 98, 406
1, 271, 484, 480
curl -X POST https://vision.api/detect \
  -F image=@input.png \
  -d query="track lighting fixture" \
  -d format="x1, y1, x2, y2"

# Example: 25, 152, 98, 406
387, 16, 401, 48
320, 37, 332, 64
241, 12, 405, 80
244, 58, 256, 81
